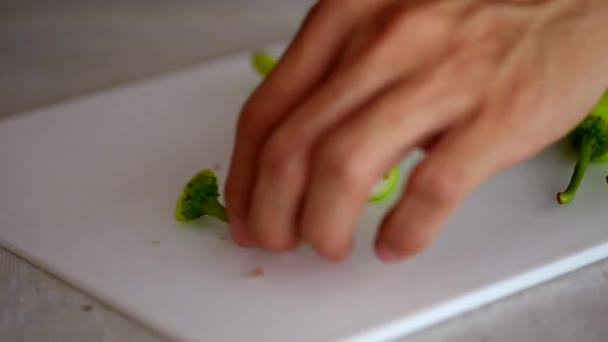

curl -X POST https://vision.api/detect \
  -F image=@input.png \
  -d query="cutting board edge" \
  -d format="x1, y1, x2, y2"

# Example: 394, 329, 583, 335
4, 235, 608, 342
344, 240, 608, 342
0, 237, 180, 342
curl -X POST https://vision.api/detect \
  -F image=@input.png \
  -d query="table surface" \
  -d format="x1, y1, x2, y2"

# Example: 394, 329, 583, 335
2, 1, 608, 341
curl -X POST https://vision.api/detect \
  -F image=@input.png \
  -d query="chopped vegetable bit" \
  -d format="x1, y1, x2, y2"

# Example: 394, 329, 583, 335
369, 166, 399, 202
175, 169, 228, 222
246, 267, 265, 278
557, 91, 608, 204
251, 51, 277, 77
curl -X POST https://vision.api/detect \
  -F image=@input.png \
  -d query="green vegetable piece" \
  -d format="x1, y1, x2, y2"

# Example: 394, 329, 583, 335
369, 166, 399, 202
557, 91, 608, 204
175, 169, 228, 222
251, 51, 277, 77
594, 152, 608, 163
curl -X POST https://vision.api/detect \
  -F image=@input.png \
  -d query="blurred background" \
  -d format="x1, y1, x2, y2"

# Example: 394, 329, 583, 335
0, 0, 313, 118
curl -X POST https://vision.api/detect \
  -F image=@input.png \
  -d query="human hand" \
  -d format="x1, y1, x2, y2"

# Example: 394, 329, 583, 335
225, 0, 608, 263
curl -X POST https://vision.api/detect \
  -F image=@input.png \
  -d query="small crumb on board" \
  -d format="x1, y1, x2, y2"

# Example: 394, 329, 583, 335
245, 267, 264, 279
151, 240, 160, 246
81, 304, 93, 312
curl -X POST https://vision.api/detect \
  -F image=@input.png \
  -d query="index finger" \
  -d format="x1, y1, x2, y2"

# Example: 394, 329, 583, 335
224, 2, 355, 245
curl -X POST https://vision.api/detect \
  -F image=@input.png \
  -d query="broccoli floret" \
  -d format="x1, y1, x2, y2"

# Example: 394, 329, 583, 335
175, 169, 228, 222
557, 91, 608, 204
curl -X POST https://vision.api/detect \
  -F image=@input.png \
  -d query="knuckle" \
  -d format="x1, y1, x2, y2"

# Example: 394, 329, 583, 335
237, 103, 263, 139
408, 164, 464, 206
238, 93, 281, 135
316, 139, 367, 187
384, 9, 450, 43
366, 8, 452, 69
260, 132, 302, 179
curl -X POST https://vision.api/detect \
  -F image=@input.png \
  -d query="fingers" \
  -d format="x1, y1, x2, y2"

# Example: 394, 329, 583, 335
374, 118, 505, 263
224, 2, 354, 245
245, 47, 406, 250
296, 75, 476, 261
244, 4, 460, 251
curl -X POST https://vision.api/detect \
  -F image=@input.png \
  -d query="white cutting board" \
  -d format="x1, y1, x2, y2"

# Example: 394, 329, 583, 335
2, 43, 608, 342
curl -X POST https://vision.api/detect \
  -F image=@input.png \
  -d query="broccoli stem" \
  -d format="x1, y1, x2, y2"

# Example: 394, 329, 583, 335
557, 134, 596, 204
202, 199, 228, 223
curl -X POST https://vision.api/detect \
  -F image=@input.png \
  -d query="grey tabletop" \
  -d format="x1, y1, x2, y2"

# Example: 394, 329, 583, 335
2, 1, 608, 341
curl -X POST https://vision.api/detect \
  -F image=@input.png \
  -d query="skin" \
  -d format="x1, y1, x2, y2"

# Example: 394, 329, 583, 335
225, 0, 608, 263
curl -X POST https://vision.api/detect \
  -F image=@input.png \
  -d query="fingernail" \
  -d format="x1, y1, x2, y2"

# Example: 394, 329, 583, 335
230, 218, 255, 247
376, 243, 402, 263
